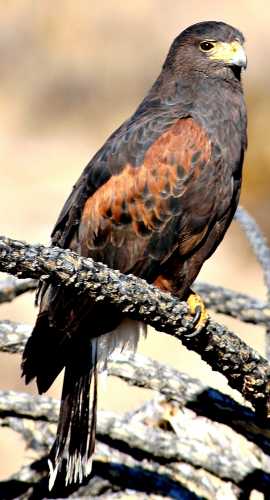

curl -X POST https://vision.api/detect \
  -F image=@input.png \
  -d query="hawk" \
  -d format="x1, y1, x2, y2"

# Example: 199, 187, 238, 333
22, 21, 247, 487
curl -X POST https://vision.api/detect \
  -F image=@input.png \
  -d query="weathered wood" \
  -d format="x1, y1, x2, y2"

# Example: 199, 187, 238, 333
235, 206, 270, 362
1, 273, 270, 328
195, 282, 270, 326
0, 235, 270, 419
235, 207, 270, 296
1, 360, 270, 489
1, 206, 270, 498
0, 276, 37, 304
0, 320, 31, 354
0, 390, 248, 499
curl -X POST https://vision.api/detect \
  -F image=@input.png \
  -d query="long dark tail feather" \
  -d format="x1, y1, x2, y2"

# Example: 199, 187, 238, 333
22, 286, 96, 394
48, 339, 98, 489
22, 311, 74, 394
21, 283, 143, 490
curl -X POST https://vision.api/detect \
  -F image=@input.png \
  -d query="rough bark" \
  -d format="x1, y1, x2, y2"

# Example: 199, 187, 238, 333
0, 206, 270, 499
0, 234, 270, 418
235, 207, 270, 362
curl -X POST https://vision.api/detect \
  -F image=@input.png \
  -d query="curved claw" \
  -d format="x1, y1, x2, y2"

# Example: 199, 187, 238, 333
183, 292, 209, 338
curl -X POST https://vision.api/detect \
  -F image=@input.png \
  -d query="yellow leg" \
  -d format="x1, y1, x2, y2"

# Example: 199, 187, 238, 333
185, 291, 209, 334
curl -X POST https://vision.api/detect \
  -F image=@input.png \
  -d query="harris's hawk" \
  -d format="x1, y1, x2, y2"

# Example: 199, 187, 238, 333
22, 21, 247, 487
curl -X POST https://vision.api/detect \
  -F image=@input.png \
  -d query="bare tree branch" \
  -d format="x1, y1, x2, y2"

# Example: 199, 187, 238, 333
0, 373, 269, 497
235, 207, 270, 361
194, 282, 270, 326
1, 207, 270, 498
0, 320, 31, 353
0, 234, 270, 419
0, 416, 242, 500
0, 276, 37, 304
2, 274, 270, 328
235, 207, 270, 296
0, 349, 269, 459
5, 391, 262, 483
108, 355, 270, 453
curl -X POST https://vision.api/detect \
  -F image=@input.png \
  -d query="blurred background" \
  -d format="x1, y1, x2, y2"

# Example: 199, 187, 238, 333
0, 0, 270, 484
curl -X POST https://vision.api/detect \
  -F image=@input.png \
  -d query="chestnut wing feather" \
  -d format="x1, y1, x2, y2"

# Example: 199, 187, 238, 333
54, 118, 214, 284
23, 115, 230, 391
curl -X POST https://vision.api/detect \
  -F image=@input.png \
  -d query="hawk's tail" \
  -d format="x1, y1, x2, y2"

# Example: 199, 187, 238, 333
21, 299, 99, 489
46, 318, 146, 488
22, 305, 146, 489
48, 338, 98, 489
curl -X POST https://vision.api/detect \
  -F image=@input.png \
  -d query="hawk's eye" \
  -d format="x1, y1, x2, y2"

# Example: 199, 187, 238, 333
199, 41, 215, 52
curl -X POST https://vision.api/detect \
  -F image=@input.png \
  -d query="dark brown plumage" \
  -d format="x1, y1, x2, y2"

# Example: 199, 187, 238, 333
22, 21, 247, 487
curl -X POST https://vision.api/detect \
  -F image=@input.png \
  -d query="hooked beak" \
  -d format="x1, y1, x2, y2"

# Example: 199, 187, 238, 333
209, 40, 247, 69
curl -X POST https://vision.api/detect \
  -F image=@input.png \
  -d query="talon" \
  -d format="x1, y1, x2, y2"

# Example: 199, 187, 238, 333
192, 305, 202, 325
184, 291, 209, 337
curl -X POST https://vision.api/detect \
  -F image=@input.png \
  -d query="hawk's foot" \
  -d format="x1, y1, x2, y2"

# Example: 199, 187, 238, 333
183, 291, 209, 337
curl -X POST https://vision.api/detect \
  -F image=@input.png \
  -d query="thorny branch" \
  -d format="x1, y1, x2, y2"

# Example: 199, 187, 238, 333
0, 206, 270, 498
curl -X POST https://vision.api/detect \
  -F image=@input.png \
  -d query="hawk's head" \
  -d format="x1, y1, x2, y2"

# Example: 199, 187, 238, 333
164, 21, 246, 81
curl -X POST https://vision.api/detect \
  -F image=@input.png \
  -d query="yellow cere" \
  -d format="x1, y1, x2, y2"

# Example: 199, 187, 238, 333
209, 40, 247, 67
